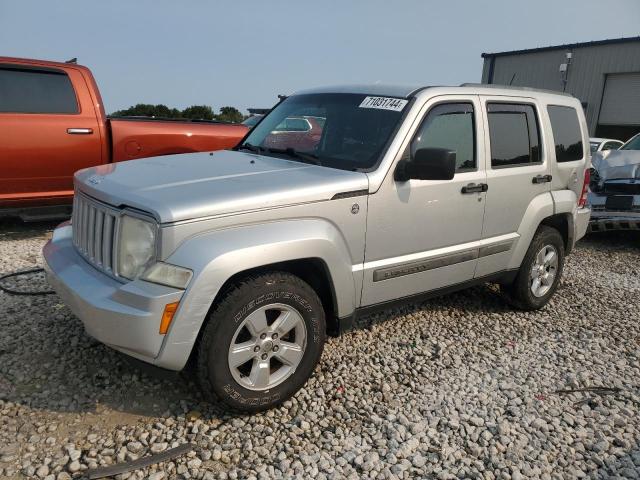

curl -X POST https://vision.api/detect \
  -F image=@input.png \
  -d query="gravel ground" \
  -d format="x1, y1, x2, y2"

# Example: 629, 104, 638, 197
0, 219, 639, 480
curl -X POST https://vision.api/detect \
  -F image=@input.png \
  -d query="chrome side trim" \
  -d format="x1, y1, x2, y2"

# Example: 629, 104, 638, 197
356, 233, 518, 282
373, 249, 478, 282
478, 241, 513, 258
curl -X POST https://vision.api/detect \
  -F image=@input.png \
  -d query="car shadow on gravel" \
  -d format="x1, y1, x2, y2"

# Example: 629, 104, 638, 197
0, 296, 233, 422
581, 230, 640, 250
595, 445, 640, 478
0, 218, 58, 241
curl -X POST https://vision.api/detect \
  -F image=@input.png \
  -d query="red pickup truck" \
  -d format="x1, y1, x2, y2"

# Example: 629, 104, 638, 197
0, 57, 248, 220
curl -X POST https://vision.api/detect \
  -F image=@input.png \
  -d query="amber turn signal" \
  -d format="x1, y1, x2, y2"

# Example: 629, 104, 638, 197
159, 302, 180, 334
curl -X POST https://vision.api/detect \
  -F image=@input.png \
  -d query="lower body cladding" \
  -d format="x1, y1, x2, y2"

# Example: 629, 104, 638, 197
588, 192, 640, 232
43, 225, 184, 366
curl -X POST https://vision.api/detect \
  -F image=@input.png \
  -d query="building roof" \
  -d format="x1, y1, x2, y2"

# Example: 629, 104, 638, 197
482, 36, 640, 58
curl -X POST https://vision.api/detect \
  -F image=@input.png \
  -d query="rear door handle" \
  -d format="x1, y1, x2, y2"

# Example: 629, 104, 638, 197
532, 174, 552, 184
461, 183, 488, 194
67, 128, 93, 134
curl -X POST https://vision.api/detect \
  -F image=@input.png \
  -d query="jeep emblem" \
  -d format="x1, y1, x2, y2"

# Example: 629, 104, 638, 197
88, 174, 104, 185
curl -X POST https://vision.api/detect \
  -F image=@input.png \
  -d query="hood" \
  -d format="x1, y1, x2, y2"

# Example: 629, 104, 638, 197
75, 150, 368, 223
592, 150, 640, 181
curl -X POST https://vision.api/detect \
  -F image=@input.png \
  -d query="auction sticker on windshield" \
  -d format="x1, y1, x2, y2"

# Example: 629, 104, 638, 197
359, 96, 408, 112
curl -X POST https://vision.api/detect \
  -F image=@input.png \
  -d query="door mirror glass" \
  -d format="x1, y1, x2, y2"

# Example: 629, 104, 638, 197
395, 148, 456, 181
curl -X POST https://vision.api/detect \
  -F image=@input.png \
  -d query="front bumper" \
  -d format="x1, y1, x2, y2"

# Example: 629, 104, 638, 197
43, 224, 184, 366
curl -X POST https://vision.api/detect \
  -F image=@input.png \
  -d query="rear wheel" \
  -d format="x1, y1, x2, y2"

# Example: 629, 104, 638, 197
504, 226, 565, 310
196, 272, 326, 412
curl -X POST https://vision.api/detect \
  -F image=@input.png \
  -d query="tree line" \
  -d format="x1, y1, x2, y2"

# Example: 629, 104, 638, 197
110, 104, 245, 123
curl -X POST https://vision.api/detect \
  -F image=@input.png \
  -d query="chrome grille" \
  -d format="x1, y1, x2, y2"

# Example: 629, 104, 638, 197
72, 194, 119, 275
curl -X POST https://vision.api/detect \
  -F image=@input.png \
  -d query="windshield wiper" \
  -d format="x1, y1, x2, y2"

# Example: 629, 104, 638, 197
266, 147, 321, 166
237, 142, 264, 153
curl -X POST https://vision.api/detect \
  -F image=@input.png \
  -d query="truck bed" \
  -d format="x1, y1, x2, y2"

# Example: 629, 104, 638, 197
109, 117, 247, 162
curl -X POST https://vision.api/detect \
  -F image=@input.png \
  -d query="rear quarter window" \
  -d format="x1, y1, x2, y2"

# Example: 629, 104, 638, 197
0, 66, 79, 114
547, 105, 584, 162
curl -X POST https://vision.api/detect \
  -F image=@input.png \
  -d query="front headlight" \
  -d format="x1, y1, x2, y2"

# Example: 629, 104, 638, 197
117, 214, 157, 279
141, 262, 193, 289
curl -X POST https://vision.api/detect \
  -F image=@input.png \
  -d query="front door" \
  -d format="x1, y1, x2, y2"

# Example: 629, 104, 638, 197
361, 96, 487, 307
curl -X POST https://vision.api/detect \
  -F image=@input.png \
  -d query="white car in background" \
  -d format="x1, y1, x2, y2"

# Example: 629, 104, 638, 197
588, 132, 640, 231
590, 137, 624, 156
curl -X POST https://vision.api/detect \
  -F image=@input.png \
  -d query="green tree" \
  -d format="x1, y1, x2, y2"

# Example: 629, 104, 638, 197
216, 106, 243, 124
110, 103, 247, 123
181, 105, 216, 120
110, 103, 182, 118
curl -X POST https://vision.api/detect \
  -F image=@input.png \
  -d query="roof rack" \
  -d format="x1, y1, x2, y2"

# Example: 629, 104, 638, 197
459, 83, 574, 97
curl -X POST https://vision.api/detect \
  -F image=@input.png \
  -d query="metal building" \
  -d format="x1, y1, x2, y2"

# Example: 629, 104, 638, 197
481, 37, 640, 141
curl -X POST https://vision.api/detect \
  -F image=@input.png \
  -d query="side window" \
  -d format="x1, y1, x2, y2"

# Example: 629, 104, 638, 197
487, 103, 541, 168
547, 105, 584, 162
603, 141, 621, 151
0, 67, 78, 114
411, 102, 476, 171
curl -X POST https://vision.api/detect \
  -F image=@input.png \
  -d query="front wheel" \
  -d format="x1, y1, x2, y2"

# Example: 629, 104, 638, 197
504, 225, 565, 310
196, 272, 326, 412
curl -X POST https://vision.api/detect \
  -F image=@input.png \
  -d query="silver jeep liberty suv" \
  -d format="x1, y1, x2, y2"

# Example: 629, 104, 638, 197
44, 84, 591, 411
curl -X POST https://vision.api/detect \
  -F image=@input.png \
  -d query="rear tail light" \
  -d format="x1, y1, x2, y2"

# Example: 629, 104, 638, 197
578, 169, 590, 208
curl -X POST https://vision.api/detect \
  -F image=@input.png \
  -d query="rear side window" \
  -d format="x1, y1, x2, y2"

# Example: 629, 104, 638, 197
411, 102, 476, 171
487, 103, 541, 168
547, 105, 584, 162
0, 67, 78, 114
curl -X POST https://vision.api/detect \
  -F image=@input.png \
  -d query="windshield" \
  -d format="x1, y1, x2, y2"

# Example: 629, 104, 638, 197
621, 134, 640, 151
589, 142, 600, 154
239, 93, 409, 170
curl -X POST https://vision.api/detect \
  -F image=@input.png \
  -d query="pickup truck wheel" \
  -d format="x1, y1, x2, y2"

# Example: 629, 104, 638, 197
504, 226, 565, 311
196, 272, 326, 412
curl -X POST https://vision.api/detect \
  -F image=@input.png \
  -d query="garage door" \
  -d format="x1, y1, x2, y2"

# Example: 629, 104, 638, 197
599, 72, 640, 125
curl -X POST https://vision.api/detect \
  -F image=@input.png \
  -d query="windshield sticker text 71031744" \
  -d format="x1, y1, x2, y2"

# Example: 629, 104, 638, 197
359, 96, 408, 112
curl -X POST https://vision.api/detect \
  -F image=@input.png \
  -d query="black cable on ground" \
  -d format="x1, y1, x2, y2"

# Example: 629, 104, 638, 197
0, 268, 55, 295
86, 443, 194, 479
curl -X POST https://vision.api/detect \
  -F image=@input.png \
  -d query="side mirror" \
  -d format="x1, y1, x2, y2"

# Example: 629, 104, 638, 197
394, 148, 456, 182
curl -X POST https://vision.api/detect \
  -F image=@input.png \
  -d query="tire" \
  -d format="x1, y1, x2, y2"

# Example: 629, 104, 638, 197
196, 272, 326, 412
504, 225, 565, 311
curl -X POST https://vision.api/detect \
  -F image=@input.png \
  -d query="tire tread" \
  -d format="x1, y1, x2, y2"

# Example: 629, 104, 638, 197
196, 271, 324, 411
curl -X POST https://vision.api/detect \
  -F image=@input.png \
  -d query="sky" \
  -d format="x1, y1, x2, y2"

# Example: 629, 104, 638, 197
1, 0, 639, 115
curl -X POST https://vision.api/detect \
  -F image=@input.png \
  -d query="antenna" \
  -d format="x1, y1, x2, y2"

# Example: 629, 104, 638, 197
509, 73, 516, 85
65, 58, 77, 64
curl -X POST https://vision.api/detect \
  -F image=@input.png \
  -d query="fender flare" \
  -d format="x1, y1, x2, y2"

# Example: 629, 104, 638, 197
507, 192, 555, 270
154, 219, 356, 370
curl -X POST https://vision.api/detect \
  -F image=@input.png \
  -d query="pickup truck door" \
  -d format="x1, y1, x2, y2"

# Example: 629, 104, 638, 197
0, 64, 102, 206
361, 95, 487, 307
475, 96, 552, 278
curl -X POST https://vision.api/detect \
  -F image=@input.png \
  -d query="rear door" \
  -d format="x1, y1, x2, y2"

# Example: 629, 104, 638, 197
0, 64, 102, 206
476, 97, 551, 277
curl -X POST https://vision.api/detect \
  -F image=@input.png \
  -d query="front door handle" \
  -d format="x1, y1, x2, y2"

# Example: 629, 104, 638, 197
532, 174, 552, 184
461, 183, 488, 194
67, 128, 93, 134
